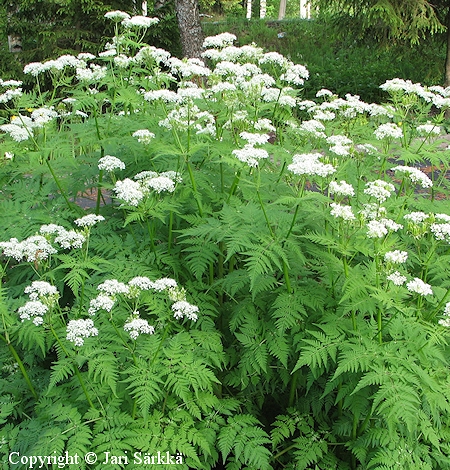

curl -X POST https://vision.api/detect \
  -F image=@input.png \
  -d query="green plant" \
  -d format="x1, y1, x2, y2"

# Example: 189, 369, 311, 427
1, 15, 450, 469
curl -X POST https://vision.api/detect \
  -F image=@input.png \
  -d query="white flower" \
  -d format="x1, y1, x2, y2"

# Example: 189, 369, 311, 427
113, 178, 144, 206
128, 276, 154, 291
144, 176, 176, 193
98, 155, 126, 171
387, 271, 407, 286
23, 62, 47, 76
258, 51, 286, 67
406, 278, 433, 296
0, 235, 57, 262
97, 279, 130, 296
360, 203, 387, 221
18, 300, 48, 323
0, 124, 30, 142
24, 281, 59, 304
288, 153, 336, 177
122, 16, 159, 28
439, 302, 450, 327
150, 278, 178, 291
104, 10, 130, 21
54, 230, 85, 249
355, 143, 378, 154
298, 120, 326, 138
74, 214, 105, 228
316, 88, 334, 98
392, 165, 432, 188
430, 223, 450, 243
39, 224, 65, 235
124, 315, 155, 340
280, 64, 309, 86
364, 180, 395, 203
366, 220, 388, 238
132, 129, 155, 144
88, 294, 115, 315
404, 211, 429, 224
66, 319, 98, 346
232, 145, 269, 168
374, 123, 403, 140
239, 132, 270, 146
380, 218, 403, 232
143, 89, 179, 103
384, 250, 408, 264
171, 301, 199, 321
202, 33, 237, 49
416, 122, 440, 136
330, 203, 355, 221
329, 180, 355, 197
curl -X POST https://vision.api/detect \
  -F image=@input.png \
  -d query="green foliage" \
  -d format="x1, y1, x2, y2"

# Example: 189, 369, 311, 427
1, 17, 450, 470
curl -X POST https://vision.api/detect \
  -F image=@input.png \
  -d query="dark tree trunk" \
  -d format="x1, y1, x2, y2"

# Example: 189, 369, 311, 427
445, 8, 450, 87
175, 0, 203, 58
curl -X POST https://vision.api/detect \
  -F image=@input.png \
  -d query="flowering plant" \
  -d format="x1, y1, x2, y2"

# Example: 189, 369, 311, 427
1, 16, 450, 469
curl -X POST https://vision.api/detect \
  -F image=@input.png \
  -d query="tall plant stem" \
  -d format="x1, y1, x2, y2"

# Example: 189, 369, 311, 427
186, 161, 203, 217
49, 325, 95, 409
46, 160, 73, 213
168, 211, 174, 254
0, 334, 38, 400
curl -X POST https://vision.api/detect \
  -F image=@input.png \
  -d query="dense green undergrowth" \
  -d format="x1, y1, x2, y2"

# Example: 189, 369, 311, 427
1, 14, 450, 469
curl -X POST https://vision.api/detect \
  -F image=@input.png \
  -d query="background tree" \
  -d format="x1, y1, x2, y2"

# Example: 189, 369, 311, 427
311, 0, 450, 86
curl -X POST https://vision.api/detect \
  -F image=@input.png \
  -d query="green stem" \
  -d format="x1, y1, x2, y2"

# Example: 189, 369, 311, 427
288, 369, 298, 407
96, 168, 104, 216
186, 161, 203, 217
46, 160, 73, 212
49, 325, 95, 409
168, 211, 174, 254
257, 190, 274, 238
0, 334, 38, 400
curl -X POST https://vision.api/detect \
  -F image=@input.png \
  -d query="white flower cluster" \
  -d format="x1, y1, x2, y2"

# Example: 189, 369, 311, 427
288, 153, 336, 178
24, 54, 83, 76
392, 165, 433, 189
122, 16, 159, 29
330, 203, 355, 221
366, 219, 403, 238
374, 123, 403, 140
123, 314, 155, 339
387, 271, 407, 286
0, 81, 23, 104
406, 278, 433, 296
326, 134, 352, 156
76, 64, 107, 83
24, 281, 59, 304
384, 250, 408, 264
98, 155, 126, 171
113, 178, 144, 206
364, 180, 395, 203
18, 301, 48, 326
232, 145, 269, 168
202, 33, 237, 49
416, 122, 441, 136
54, 230, 85, 249
104, 10, 130, 21
132, 129, 155, 144
439, 302, 450, 327
18, 281, 60, 325
88, 294, 116, 315
171, 301, 199, 321
66, 319, 99, 346
297, 120, 326, 139
380, 78, 450, 108
430, 223, 450, 243
74, 214, 105, 228
0, 235, 57, 263
328, 180, 355, 197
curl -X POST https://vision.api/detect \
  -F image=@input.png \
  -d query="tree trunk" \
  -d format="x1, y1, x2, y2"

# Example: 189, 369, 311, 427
260, 0, 266, 18
175, 0, 204, 58
246, 0, 252, 19
445, 7, 450, 87
278, 0, 286, 20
